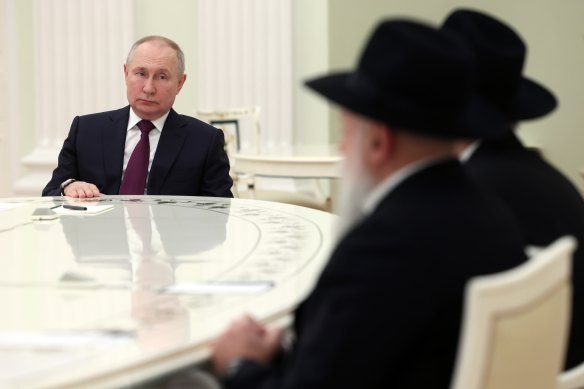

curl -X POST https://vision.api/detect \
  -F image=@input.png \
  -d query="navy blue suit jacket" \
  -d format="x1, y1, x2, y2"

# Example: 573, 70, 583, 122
42, 106, 233, 197
465, 133, 584, 369
227, 160, 526, 389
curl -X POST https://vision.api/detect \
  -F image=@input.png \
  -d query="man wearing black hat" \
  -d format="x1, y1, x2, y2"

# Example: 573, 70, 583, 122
211, 19, 526, 388
443, 9, 584, 370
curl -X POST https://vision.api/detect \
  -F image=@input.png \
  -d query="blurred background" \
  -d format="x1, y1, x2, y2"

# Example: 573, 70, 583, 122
1, 0, 582, 198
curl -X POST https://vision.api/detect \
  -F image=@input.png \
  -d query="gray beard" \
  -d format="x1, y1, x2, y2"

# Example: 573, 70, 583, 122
335, 158, 376, 242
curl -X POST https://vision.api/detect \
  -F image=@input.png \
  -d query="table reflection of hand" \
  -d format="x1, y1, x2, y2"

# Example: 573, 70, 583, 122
65, 196, 101, 207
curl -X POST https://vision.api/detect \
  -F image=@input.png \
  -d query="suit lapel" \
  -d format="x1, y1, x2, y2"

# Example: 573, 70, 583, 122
147, 109, 188, 194
102, 107, 130, 193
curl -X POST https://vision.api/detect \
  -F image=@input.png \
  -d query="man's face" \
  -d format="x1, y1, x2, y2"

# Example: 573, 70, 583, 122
335, 110, 376, 238
124, 41, 186, 121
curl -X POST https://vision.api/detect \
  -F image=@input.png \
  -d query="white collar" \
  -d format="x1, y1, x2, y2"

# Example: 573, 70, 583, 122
362, 156, 452, 214
127, 108, 170, 132
459, 140, 481, 163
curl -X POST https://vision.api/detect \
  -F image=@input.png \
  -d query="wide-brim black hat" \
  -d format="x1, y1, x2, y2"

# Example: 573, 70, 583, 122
442, 9, 557, 121
305, 20, 508, 140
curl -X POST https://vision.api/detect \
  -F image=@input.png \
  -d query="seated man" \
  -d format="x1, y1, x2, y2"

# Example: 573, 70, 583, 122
43, 35, 233, 198
211, 19, 527, 388
443, 9, 584, 369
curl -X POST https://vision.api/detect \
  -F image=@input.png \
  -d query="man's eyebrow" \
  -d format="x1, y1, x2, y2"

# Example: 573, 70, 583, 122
130, 66, 172, 75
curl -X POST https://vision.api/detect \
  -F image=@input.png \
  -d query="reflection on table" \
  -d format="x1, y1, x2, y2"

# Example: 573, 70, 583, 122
0, 196, 337, 388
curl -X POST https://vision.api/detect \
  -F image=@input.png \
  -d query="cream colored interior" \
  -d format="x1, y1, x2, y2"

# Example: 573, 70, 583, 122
1, 0, 583, 197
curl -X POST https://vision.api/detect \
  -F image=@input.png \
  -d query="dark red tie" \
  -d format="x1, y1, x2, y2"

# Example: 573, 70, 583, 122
119, 120, 156, 195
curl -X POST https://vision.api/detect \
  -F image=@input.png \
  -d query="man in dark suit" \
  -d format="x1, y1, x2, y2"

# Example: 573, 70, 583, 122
43, 36, 232, 198
210, 20, 527, 388
443, 9, 584, 369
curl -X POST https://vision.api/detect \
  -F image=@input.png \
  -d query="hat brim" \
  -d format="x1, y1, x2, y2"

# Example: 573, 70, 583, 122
510, 77, 557, 121
305, 72, 510, 140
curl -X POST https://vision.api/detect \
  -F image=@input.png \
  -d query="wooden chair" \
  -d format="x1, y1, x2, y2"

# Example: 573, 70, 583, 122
450, 236, 576, 389
196, 107, 331, 211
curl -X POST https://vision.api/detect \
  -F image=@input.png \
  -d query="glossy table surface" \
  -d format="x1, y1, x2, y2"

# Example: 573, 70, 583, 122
0, 196, 337, 389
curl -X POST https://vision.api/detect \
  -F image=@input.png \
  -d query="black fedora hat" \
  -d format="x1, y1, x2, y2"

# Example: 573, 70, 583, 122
305, 19, 508, 139
442, 9, 557, 121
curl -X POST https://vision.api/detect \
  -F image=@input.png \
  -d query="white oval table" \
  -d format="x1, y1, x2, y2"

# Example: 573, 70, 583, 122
0, 196, 337, 389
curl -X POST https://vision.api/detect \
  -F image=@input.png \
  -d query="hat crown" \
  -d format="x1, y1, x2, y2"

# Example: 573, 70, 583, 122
443, 10, 526, 114
354, 21, 477, 129
443, 9, 557, 120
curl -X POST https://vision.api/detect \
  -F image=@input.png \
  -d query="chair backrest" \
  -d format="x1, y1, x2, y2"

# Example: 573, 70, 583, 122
195, 106, 262, 159
451, 236, 576, 389
559, 362, 584, 389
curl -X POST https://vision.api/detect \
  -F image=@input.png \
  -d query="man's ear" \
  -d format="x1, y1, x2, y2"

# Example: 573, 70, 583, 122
177, 74, 187, 94
366, 122, 393, 167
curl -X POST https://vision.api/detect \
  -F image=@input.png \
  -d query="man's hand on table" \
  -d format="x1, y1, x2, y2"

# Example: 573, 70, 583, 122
212, 315, 283, 377
63, 181, 101, 198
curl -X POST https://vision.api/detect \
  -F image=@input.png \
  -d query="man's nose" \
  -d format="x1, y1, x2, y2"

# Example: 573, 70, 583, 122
143, 78, 156, 95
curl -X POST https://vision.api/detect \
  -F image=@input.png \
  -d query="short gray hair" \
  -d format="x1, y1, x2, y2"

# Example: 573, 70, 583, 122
126, 35, 185, 76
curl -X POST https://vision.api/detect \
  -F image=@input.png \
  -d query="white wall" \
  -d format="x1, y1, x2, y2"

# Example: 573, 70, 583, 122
0, 0, 8, 197
195, 0, 294, 151
292, 0, 330, 145
133, 0, 198, 117
0, 0, 30, 197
